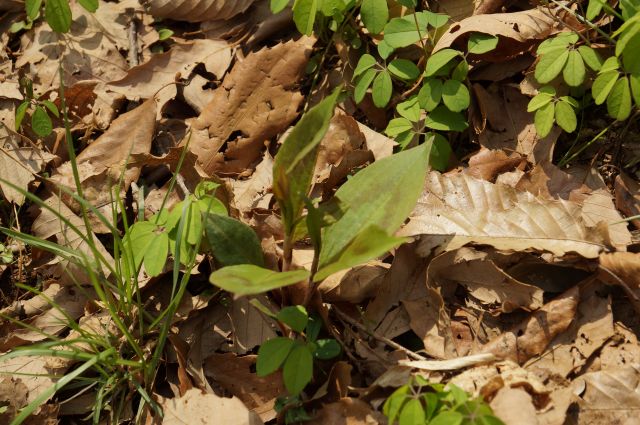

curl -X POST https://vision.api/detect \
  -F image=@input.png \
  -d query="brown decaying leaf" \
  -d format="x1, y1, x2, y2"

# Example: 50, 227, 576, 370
148, 0, 256, 22
615, 172, 640, 229
318, 261, 388, 303
307, 398, 385, 425
490, 387, 538, 425
465, 148, 526, 182
191, 37, 314, 175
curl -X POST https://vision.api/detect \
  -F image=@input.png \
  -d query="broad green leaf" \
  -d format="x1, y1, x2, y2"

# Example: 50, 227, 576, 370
592, 70, 619, 104
292, 0, 317, 35
126, 221, 169, 276
555, 101, 577, 132
377, 39, 394, 59
385, 117, 414, 136
204, 214, 264, 267
372, 71, 392, 107
283, 344, 313, 395
318, 0, 343, 16
425, 106, 468, 131
563, 50, 586, 87
536, 32, 578, 54
353, 54, 377, 78
45, 0, 72, 33
429, 410, 464, 425
157, 28, 174, 40
271, 0, 290, 13
479, 415, 508, 425
25, 0, 42, 21
318, 143, 430, 270
315, 225, 407, 281
31, 106, 52, 137
360, 0, 388, 34
527, 93, 554, 112
467, 33, 499, 54
630, 74, 640, 105
398, 398, 425, 425
418, 78, 443, 111
78, 0, 99, 12
277, 305, 308, 332
395, 130, 415, 149
256, 337, 295, 376
383, 14, 427, 48
396, 96, 421, 122
441, 79, 470, 112
587, 0, 605, 20
354, 68, 377, 103
143, 231, 169, 276
397, 0, 417, 6
451, 60, 469, 81
534, 49, 569, 83
616, 22, 640, 57
559, 95, 580, 108
314, 339, 341, 359
210, 265, 309, 296
421, 11, 449, 28
621, 33, 640, 74
578, 45, 603, 71
534, 102, 555, 137
425, 49, 461, 77
428, 132, 451, 171
388, 59, 420, 80
273, 88, 340, 235
600, 56, 620, 73
166, 199, 202, 245
383, 386, 410, 424
15, 101, 29, 131
41, 100, 59, 118
607, 76, 632, 121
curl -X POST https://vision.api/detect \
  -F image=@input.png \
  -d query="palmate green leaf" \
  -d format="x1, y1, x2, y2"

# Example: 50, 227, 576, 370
372, 71, 392, 107
45, 0, 72, 33
592, 70, 620, 104
534, 49, 569, 83
209, 265, 309, 296
314, 339, 341, 359
353, 54, 377, 78
418, 78, 443, 111
607, 76, 633, 121
563, 50, 586, 87
15, 101, 29, 131
204, 213, 264, 267
78, 0, 99, 13
354, 68, 377, 103
555, 100, 577, 132
385, 117, 414, 136
383, 386, 410, 424
318, 143, 430, 272
31, 106, 52, 137
283, 344, 314, 395
396, 96, 420, 122
467, 33, 499, 54
273, 88, 340, 236
534, 102, 555, 137
25, 0, 42, 21
383, 14, 428, 48
276, 305, 308, 332
377, 39, 394, 59
425, 49, 462, 77
271, 0, 289, 13
441, 79, 470, 112
578, 45, 603, 71
451, 60, 469, 81
428, 132, 452, 171
422, 11, 450, 28
388, 59, 420, 80
292, 0, 317, 35
256, 337, 295, 376
360, 0, 388, 34
398, 398, 425, 425
425, 106, 468, 131
527, 93, 554, 112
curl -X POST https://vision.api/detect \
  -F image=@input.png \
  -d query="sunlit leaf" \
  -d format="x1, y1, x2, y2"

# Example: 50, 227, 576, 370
360, 0, 388, 34
353, 54, 377, 78
45, 0, 72, 33
607, 76, 632, 121
555, 100, 577, 132
418, 78, 443, 111
425, 106, 468, 131
210, 265, 309, 296
293, 0, 317, 35
354, 68, 377, 103
388, 59, 420, 80
425, 49, 462, 77
467, 33, 499, 54
372, 71, 392, 107
534, 102, 555, 137
535, 49, 569, 83
441, 79, 470, 112
283, 344, 313, 395
563, 50, 586, 87
256, 337, 295, 376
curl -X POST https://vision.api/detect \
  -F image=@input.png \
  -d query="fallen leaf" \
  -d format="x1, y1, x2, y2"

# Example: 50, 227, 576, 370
318, 261, 389, 303
490, 387, 538, 425
307, 398, 385, 425
465, 148, 526, 182
231, 152, 274, 216
356, 122, 395, 161
615, 172, 640, 229
148, 0, 257, 22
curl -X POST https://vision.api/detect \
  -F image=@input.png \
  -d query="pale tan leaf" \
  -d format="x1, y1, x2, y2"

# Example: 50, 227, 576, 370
230, 152, 274, 216
148, 0, 257, 22
615, 172, 640, 229
306, 398, 385, 425
356, 122, 396, 161
400, 172, 609, 258
399, 353, 497, 371
490, 387, 538, 425
466, 148, 526, 182
229, 296, 277, 354
0, 356, 59, 404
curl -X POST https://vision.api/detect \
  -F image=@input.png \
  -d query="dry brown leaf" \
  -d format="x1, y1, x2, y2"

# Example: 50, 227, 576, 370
400, 171, 610, 258
615, 172, 640, 229
148, 0, 256, 22
158, 388, 263, 425
230, 152, 274, 216
307, 398, 385, 425
0, 355, 60, 405
228, 296, 277, 354
465, 148, 526, 182
434, 0, 476, 22
490, 387, 538, 425
191, 37, 314, 175
356, 122, 395, 161
318, 261, 389, 303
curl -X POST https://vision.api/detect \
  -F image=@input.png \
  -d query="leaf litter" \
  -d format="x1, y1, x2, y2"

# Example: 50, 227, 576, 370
0, 0, 639, 424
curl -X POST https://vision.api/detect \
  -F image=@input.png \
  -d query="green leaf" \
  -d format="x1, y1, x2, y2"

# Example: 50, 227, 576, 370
534, 49, 569, 83
592, 70, 620, 104
421, 11, 449, 28
385, 117, 414, 136
479, 415, 507, 425
45, 0, 72, 33
630, 74, 640, 106
451, 60, 469, 81
555, 100, 577, 132
372, 71, 392, 107
621, 33, 640, 74
527, 93, 554, 112
157, 28, 174, 40
126, 221, 169, 276
271, 0, 290, 13
425, 49, 462, 77
283, 344, 314, 395
398, 398, 425, 425
353, 54, 377, 78
318, 143, 430, 271
143, 231, 169, 276
600, 56, 620, 73
277, 306, 308, 332
315, 225, 407, 281
418, 78, 443, 111
388, 59, 420, 80
441, 79, 470, 112
167, 199, 202, 246
428, 132, 452, 171
25, 0, 42, 21
587, 0, 605, 20
429, 410, 464, 425
383, 386, 410, 424
256, 337, 295, 376
607, 76, 632, 121
204, 214, 264, 267
534, 102, 555, 138
31, 106, 52, 137
273, 88, 340, 236
15, 101, 29, 131
578, 45, 603, 71
377, 39, 394, 60
396, 96, 421, 122
209, 265, 309, 296
354, 68, 377, 103
78, 0, 99, 13
383, 14, 427, 48
397, 0, 417, 6
41, 100, 59, 118
314, 339, 341, 359
425, 106, 468, 131
360, 0, 388, 34
467, 33, 499, 54
563, 50, 586, 87
292, 0, 317, 35
536, 32, 578, 54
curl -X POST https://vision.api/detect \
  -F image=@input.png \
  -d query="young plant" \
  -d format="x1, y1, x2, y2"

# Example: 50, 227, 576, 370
12, 0, 98, 34
14, 78, 60, 138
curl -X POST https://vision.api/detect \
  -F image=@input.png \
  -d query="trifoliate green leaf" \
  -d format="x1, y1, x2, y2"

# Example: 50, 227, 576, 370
578, 45, 603, 71
527, 93, 554, 112
563, 50, 586, 87
418, 78, 443, 111
534, 102, 555, 137
592, 70, 620, 105
535, 49, 569, 83
467, 33, 499, 54
372, 71, 392, 107
441, 79, 470, 112
388, 59, 420, 80
425, 49, 462, 77
607, 76, 632, 121
353, 54, 377, 78
554, 100, 577, 132
354, 68, 377, 103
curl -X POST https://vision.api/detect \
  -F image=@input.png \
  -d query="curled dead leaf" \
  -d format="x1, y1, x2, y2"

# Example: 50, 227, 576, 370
147, 0, 257, 22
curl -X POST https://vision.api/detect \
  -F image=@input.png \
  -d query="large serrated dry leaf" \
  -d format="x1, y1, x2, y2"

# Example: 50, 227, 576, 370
148, 0, 256, 22
400, 171, 609, 258
191, 37, 314, 176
